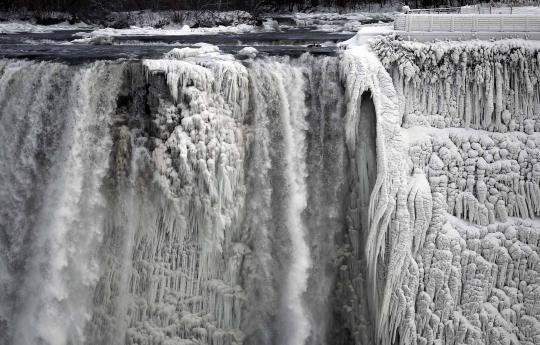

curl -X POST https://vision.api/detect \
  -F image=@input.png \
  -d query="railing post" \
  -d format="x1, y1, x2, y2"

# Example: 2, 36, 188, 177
406, 15, 410, 32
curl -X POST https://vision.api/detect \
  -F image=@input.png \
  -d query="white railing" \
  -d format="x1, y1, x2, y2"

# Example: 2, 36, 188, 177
406, 6, 515, 14
461, 5, 514, 14
407, 7, 462, 14
394, 14, 540, 32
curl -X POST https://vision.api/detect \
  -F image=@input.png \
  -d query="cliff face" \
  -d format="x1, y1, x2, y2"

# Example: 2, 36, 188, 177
369, 38, 540, 345
0, 39, 539, 345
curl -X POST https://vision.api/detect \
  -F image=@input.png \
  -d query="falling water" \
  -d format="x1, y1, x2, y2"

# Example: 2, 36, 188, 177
0, 52, 369, 345
0, 60, 124, 345
264, 60, 311, 345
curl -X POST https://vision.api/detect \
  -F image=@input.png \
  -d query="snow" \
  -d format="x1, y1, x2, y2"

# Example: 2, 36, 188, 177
137, 36, 540, 345
288, 11, 395, 32
372, 37, 540, 132
0, 21, 92, 33
71, 36, 115, 45
511, 6, 540, 14
163, 43, 221, 60
338, 23, 394, 47
293, 11, 395, 26
139, 49, 250, 343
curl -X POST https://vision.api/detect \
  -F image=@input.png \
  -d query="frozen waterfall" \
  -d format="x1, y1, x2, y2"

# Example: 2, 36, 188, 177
2, 38, 540, 345
0, 52, 367, 345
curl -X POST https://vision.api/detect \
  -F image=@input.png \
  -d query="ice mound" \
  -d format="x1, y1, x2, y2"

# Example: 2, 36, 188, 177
164, 43, 221, 60
236, 47, 258, 59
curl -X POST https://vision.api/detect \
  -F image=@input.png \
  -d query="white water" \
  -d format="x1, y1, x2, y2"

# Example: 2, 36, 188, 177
0, 60, 123, 345
273, 63, 311, 345
0, 53, 368, 345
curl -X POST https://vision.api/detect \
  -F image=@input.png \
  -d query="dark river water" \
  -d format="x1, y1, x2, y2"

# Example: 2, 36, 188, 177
0, 27, 356, 61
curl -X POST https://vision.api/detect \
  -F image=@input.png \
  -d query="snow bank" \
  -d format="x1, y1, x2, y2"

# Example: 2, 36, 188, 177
338, 23, 394, 46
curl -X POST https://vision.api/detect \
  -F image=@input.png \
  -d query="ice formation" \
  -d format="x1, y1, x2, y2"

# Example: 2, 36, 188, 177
365, 37, 540, 345
87, 47, 347, 345
236, 47, 258, 60
373, 38, 540, 133
1, 36, 540, 345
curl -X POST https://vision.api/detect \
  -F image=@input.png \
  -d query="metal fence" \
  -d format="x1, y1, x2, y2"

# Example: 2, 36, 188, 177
406, 6, 515, 14
407, 7, 462, 14
394, 13, 540, 32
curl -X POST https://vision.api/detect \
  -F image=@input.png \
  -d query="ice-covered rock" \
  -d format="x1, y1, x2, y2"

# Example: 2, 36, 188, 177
236, 47, 258, 60
367, 37, 540, 345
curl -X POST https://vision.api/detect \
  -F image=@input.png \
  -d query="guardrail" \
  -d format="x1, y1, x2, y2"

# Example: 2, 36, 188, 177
407, 7, 462, 14
394, 13, 540, 32
407, 6, 515, 14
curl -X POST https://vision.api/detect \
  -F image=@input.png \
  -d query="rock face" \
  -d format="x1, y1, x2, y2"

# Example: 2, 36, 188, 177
368, 38, 540, 345
0, 39, 539, 345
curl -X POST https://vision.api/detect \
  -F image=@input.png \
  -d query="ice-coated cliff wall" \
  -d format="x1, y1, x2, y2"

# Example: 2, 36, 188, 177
1, 37, 540, 345
368, 38, 540, 345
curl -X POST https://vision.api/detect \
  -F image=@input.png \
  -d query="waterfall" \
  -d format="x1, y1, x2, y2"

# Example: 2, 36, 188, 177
244, 56, 347, 345
0, 51, 376, 345
1, 37, 538, 345
0, 60, 124, 345
260, 60, 311, 345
